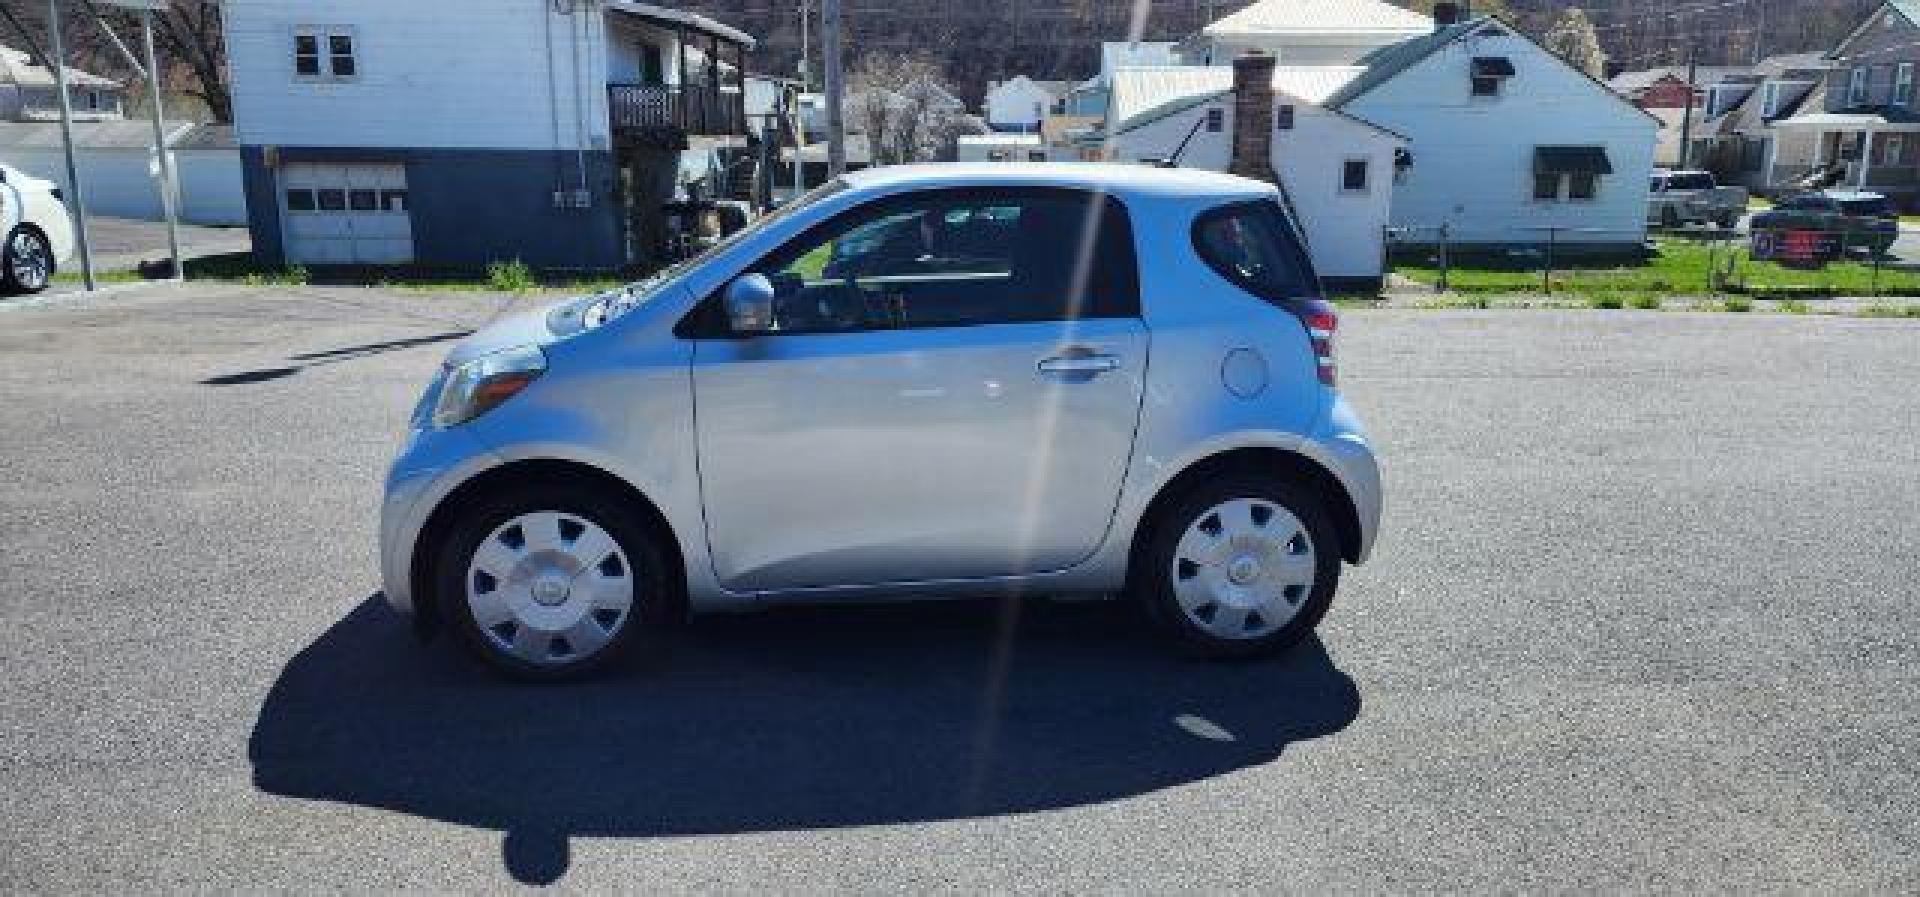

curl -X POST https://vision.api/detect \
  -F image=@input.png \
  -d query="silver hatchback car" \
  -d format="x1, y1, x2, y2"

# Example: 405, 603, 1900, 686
381, 164, 1381, 679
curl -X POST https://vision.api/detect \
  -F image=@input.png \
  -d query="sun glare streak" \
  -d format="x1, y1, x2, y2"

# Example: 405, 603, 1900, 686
965, 193, 1116, 807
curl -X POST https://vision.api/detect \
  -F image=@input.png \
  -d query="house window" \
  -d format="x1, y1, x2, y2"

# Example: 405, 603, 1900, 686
1205, 108, 1224, 132
1276, 104, 1295, 130
295, 28, 356, 80
1885, 134, 1906, 165
1027, 150, 1047, 162
285, 189, 316, 212
1532, 146, 1611, 203
1849, 66, 1869, 105
1471, 56, 1514, 98
1898, 63, 1915, 105
1341, 157, 1370, 193
1762, 83, 1781, 117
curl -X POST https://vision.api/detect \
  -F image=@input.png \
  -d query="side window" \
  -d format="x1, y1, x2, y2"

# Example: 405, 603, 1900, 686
728, 189, 1139, 334
295, 28, 356, 81
1191, 200, 1321, 303
1341, 158, 1370, 193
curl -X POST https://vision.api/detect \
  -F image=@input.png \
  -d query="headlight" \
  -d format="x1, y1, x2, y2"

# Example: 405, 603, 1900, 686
431, 345, 547, 428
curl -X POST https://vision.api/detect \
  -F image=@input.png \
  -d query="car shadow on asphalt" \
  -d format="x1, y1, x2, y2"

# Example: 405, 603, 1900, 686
248, 594, 1360, 885
200, 331, 470, 386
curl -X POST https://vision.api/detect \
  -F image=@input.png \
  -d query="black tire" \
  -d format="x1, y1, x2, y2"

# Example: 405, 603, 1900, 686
2, 226, 54, 295
433, 479, 673, 681
1716, 213, 1740, 230
1133, 472, 1342, 660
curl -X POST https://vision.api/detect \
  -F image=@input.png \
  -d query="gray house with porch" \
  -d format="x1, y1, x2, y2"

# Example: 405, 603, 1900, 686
225, 0, 752, 271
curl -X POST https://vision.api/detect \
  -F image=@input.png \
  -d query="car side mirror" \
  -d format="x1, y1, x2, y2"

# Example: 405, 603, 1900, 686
723, 273, 776, 333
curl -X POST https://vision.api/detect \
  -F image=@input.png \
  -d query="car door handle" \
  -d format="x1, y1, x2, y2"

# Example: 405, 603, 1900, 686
1037, 353, 1120, 375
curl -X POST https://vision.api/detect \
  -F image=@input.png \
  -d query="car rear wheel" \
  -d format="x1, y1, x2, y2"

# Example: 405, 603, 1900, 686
1135, 473, 1341, 659
435, 482, 669, 680
2, 226, 53, 295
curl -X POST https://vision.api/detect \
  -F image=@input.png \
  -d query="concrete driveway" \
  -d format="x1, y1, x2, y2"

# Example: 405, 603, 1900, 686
2, 285, 1916, 890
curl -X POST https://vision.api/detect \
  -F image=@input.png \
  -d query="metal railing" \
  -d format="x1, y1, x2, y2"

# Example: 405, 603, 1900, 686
1383, 221, 1915, 301
607, 83, 744, 136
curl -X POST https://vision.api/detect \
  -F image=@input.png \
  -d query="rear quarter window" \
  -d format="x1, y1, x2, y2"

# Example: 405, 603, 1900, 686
1191, 200, 1322, 303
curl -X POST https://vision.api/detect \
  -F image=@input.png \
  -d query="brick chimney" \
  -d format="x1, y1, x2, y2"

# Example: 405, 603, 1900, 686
1228, 50, 1279, 184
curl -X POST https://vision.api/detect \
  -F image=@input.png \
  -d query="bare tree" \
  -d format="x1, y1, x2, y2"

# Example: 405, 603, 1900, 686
133, 1, 230, 123
846, 51, 976, 165
1543, 7, 1608, 79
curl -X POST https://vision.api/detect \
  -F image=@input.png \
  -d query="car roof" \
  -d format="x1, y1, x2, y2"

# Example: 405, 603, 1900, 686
838, 162, 1278, 202
1821, 190, 1886, 201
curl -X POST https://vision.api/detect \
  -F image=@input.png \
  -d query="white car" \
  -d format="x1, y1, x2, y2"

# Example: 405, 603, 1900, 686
0, 163, 76, 294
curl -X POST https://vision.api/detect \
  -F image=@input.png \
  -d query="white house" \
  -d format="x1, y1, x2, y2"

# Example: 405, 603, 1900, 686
222, 0, 755, 269
957, 132, 1049, 163
1177, 0, 1432, 66
983, 76, 1064, 133
0, 44, 125, 122
1101, 59, 1403, 287
1322, 11, 1659, 251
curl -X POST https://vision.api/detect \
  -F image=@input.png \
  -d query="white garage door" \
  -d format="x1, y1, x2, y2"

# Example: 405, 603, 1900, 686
279, 163, 413, 264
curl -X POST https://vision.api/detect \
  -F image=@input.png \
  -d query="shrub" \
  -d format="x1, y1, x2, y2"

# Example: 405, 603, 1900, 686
1774, 298, 1811, 315
1586, 294, 1624, 309
1721, 296, 1754, 313
1627, 294, 1662, 310
487, 259, 537, 293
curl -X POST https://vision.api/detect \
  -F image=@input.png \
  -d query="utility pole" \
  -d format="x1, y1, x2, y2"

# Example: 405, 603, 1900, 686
1751, 0, 1765, 66
47, 0, 98, 290
798, 0, 813, 91
139, 6, 183, 280
822, 0, 846, 177
1678, 45, 1698, 170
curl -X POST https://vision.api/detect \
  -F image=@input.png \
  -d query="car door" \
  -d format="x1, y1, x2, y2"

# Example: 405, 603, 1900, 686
689, 187, 1147, 593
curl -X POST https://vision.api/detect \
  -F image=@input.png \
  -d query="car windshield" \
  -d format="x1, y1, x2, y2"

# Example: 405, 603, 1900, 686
1840, 197, 1891, 217
569, 180, 850, 330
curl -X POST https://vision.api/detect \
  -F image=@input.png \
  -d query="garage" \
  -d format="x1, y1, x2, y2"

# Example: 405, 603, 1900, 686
278, 163, 413, 264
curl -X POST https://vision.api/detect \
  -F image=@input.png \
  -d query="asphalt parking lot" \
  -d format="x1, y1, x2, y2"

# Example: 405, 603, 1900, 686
2, 284, 1917, 890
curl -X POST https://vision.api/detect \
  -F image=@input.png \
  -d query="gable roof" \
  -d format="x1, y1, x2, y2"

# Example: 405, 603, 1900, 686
1203, 0, 1431, 39
1109, 65, 1364, 129
1831, 1, 1920, 58
1322, 16, 1661, 124
1111, 85, 1406, 143
1106, 66, 1403, 142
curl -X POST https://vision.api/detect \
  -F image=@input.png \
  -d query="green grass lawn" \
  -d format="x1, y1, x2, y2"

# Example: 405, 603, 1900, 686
1396, 238, 1920, 299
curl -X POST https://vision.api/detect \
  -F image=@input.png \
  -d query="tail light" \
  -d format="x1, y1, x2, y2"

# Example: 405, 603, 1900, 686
1296, 300, 1339, 387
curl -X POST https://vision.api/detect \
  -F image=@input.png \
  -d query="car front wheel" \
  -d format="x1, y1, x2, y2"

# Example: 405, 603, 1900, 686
2, 226, 53, 294
435, 482, 668, 680
1136, 474, 1342, 658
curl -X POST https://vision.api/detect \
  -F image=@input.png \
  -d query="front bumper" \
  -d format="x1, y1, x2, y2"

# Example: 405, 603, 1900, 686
378, 425, 503, 615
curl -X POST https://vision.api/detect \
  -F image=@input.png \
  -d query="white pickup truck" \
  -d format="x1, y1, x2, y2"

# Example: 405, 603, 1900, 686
1647, 169, 1748, 229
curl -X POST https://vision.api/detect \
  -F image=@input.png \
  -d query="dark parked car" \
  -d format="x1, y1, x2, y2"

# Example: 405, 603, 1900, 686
1750, 190, 1899, 261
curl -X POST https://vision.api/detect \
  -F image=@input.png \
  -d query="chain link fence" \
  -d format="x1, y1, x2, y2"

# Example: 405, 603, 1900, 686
1383, 221, 1919, 301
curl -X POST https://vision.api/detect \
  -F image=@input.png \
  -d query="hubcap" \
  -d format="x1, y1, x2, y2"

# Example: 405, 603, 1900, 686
1170, 497, 1316, 640
465, 511, 635, 666
9, 231, 49, 289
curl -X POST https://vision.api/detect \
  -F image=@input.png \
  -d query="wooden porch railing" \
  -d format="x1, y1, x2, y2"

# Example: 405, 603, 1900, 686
608, 83, 745, 136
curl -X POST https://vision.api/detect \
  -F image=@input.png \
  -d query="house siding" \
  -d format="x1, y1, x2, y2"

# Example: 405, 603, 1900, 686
242, 146, 625, 269
1106, 97, 1403, 282
1342, 27, 1656, 248
1828, 9, 1920, 111
225, 0, 614, 151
